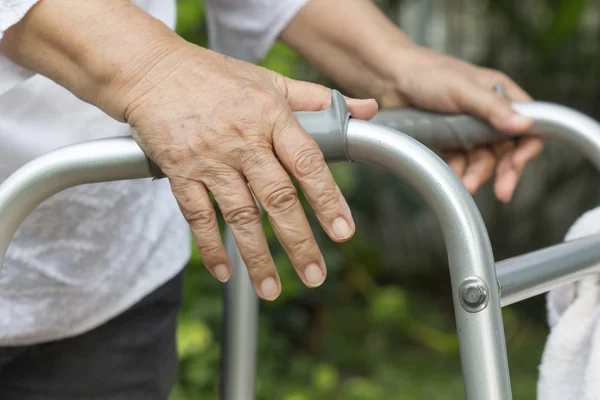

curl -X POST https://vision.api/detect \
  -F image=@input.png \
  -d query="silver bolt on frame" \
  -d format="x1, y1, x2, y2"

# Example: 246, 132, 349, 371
459, 277, 490, 312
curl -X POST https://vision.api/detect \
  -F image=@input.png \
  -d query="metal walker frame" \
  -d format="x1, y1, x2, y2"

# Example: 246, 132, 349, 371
2, 90, 600, 399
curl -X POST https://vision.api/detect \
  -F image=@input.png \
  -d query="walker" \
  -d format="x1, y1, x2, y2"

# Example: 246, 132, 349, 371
2, 88, 600, 400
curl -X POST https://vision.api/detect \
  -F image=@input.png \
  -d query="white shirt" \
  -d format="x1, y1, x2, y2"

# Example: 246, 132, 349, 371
0, 0, 307, 345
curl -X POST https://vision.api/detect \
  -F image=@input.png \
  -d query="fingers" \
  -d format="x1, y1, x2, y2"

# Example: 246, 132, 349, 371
460, 147, 497, 193
378, 91, 407, 109
494, 137, 544, 202
240, 147, 327, 290
491, 140, 517, 158
446, 142, 519, 196
470, 70, 544, 201
272, 110, 355, 244
205, 170, 283, 301
444, 151, 468, 178
452, 78, 533, 134
283, 77, 378, 120
485, 70, 533, 102
169, 178, 231, 283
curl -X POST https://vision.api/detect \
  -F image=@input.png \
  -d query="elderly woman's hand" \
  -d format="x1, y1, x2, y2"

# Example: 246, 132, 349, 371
281, 0, 544, 203
374, 46, 543, 203
2, 0, 378, 301
117, 45, 377, 300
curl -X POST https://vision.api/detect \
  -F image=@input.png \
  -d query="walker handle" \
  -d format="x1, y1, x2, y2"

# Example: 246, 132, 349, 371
148, 89, 519, 177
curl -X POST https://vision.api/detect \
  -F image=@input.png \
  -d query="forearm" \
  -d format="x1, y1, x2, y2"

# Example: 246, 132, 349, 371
280, 0, 412, 99
0, 0, 190, 120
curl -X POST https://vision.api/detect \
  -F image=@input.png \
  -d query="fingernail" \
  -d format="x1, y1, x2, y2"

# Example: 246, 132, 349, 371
332, 217, 352, 240
213, 264, 230, 283
305, 263, 325, 287
347, 97, 376, 104
260, 277, 279, 301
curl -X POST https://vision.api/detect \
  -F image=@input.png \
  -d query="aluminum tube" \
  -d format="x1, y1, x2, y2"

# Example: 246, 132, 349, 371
494, 102, 600, 305
219, 102, 600, 400
0, 137, 151, 268
221, 226, 259, 400
346, 120, 511, 400
512, 102, 600, 169
497, 234, 600, 306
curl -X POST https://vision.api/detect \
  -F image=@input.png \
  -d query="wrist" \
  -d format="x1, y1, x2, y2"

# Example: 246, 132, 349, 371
0, 0, 188, 122
280, 0, 415, 100
95, 35, 191, 122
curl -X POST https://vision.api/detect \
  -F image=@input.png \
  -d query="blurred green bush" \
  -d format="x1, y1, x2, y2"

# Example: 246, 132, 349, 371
170, 0, 600, 398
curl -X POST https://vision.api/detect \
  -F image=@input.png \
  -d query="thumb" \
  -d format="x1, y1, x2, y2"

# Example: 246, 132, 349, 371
283, 77, 378, 120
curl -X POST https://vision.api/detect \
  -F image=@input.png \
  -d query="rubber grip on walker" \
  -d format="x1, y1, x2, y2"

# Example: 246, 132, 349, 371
370, 109, 509, 152
293, 90, 351, 162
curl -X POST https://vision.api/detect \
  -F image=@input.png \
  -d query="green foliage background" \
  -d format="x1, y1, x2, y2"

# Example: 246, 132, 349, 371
169, 1, 597, 399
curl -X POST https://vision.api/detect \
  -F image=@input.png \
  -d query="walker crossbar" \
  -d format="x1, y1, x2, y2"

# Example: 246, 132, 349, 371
1, 91, 600, 399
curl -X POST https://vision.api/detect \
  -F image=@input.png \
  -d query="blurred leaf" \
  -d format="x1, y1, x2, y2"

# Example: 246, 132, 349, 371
369, 286, 408, 323
342, 377, 385, 400
284, 392, 311, 400
312, 363, 339, 392
542, 0, 587, 50
177, 319, 213, 358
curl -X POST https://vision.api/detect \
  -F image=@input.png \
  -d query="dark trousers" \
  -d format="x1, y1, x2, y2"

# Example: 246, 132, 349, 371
0, 271, 184, 400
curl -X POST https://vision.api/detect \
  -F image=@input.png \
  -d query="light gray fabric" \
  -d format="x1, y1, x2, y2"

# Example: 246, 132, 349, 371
0, 0, 305, 345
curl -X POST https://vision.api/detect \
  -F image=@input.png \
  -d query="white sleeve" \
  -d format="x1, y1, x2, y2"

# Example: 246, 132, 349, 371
0, 0, 40, 96
203, 0, 309, 62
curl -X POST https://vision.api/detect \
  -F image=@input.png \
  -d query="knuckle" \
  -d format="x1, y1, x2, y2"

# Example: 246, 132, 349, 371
224, 205, 261, 227
314, 188, 339, 213
263, 183, 298, 214
197, 242, 223, 257
272, 74, 289, 97
480, 69, 515, 92
261, 93, 284, 114
186, 209, 218, 231
253, 93, 287, 124
230, 116, 262, 139
239, 147, 273, 171
288, 236, 313, 255
293, 143, 326, 178
244, 253, 272, 272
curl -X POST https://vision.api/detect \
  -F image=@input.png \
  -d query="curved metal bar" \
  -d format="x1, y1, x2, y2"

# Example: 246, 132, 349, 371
0, 137, 152, 268
346, 120, 511, 400
492, 102, 600, 306
2, 101, 600, 400
511, 102, 600, 170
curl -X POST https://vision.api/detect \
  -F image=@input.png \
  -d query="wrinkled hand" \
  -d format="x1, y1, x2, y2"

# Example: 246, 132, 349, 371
376, 46, 543, 202
120, 44, 377, 300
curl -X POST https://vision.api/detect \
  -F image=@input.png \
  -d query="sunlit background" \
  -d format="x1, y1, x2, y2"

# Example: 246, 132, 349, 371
171, 1, 600, 398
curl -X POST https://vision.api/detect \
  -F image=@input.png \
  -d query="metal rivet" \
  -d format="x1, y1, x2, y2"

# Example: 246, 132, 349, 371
459, 277, 489, 313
